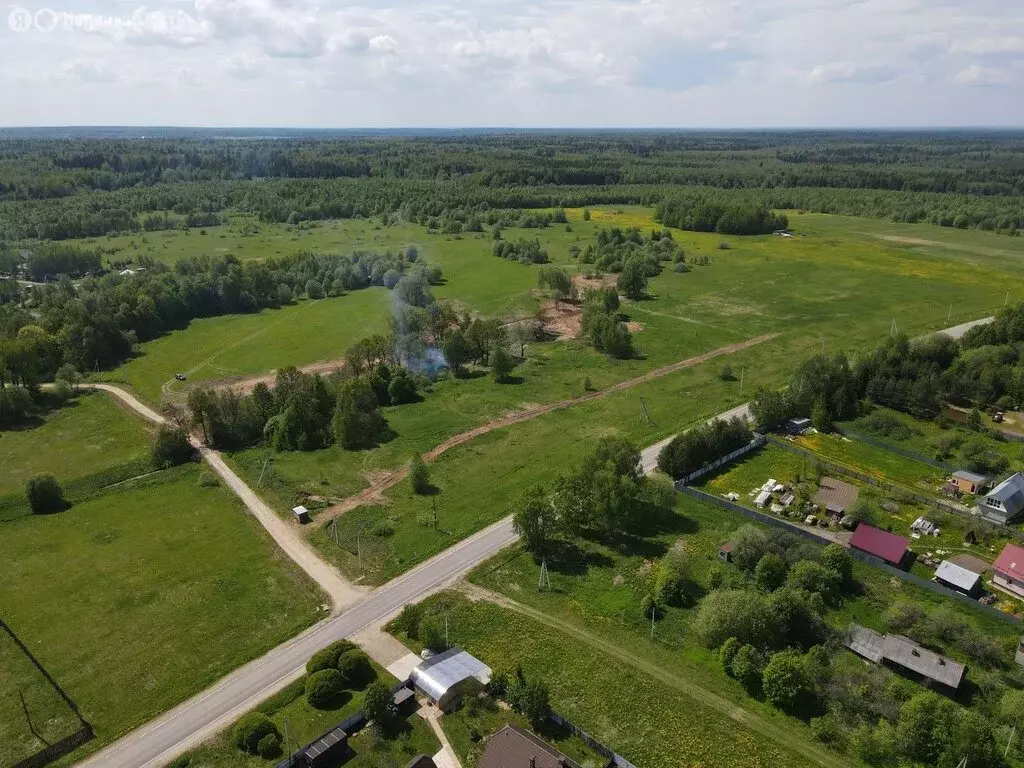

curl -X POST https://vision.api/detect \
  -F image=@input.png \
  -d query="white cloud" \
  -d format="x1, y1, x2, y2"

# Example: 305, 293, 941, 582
953, 64, 1011, 85
0, 0, 1021, 126
60, 58, 118, 82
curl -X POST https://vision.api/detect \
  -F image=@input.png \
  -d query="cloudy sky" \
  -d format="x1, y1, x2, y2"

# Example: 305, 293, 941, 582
2, 0, 1023, 127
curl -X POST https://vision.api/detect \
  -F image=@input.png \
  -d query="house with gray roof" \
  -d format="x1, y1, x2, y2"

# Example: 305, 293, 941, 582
934, 560, 982, 597
845, 624, 966, 694
978, 472, 1024, 524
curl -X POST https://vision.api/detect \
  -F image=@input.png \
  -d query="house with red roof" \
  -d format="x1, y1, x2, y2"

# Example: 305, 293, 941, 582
992, 543, 1024, 599
849, 523, 911, 570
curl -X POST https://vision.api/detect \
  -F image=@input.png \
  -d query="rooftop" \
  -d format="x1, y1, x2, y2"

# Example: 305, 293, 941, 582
845, 624, 966, 690
813, 476, 859, 514
477, 725, 583, 768
993, 543, 1024, 582
953, 470, 989, 484
934, 560, 981, 592
410, 647, 491, 701
987, 472, 1024, 511
849, 524, 908, 565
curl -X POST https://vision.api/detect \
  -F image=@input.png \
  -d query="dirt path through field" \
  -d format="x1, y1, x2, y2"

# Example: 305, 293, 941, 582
459, 582, 848, 768
313, 332, 779, 527
84, 383, 364, 611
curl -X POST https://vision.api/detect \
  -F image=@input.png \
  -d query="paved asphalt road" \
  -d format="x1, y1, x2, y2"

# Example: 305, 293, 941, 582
76, 517, 517, 768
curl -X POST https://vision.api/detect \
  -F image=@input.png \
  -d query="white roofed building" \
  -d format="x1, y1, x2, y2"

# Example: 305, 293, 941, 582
410, 647, 491, 711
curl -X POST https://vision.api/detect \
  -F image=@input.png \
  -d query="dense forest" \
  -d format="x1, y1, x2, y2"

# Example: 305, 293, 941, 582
0, 130, 1021, 241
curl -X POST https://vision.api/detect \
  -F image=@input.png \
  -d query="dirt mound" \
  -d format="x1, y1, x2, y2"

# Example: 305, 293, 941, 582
573, 273, 617, 292
539, 300, 582, 340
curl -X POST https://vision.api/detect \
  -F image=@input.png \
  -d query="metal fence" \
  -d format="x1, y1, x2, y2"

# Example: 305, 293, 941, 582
766, 436, 978, 519
676, 486, 1021, 625
549, 711, 636, 768
836, 428, 952, 472
674, 434, 767, 487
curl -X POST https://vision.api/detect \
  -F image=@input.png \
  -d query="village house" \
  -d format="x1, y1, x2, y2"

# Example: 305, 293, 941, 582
978, 472, 1024, 524
849, 523, 911, 569
992, 543, 1024, 599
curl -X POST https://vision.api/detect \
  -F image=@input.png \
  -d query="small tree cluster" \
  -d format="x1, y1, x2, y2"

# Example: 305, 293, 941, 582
657, 417, 752, 479
580, 289, 633, 359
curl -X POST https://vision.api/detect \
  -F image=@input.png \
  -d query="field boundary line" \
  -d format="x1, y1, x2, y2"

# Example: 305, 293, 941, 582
314, 332, 780, 526
457, 582, 851, 768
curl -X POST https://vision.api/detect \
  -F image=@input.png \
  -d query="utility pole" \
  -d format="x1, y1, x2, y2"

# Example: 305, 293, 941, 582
739, 368, 744, 396
650, 605, 656, 640
948, 304, 953, 324
432, 497, 438, 531
445, 614, 449, 647
1006, 724, 1016, 759
538, 558, 551, 591
1006, 290, 1010, 307
257, 455, 270, 487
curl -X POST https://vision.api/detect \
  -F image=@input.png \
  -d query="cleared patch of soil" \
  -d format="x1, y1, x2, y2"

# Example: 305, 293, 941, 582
539, 299, 583, 340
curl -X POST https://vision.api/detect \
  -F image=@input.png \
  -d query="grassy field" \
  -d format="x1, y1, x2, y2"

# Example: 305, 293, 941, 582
0, 464, 323, 764
0, 392, 152, 497
405, 590, 831, 768
0, 625, 83, 767
106, 289, 392, 404
177, 664, 439, 768
98, 206, 1017, 409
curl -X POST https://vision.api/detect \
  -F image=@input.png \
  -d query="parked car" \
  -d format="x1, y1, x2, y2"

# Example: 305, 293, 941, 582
175, 373, 187, 381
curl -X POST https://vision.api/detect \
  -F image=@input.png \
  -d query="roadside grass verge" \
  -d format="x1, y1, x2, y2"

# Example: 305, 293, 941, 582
0, 463, 323, 765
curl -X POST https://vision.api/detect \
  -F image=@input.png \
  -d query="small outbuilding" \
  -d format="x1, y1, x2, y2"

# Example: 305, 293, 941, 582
301, 724, 350, 768
292, 505, 311, 524
813, 477, 859, 518
410, 647, 491, 711
934, 560, 982, 597
784, 417, 811, 435
718, 543, 733, 563
849, 524, 910, 569
952, 470, 990, 495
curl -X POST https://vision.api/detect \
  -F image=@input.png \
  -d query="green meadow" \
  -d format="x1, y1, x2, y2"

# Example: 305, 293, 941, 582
0, 464, 322, 764
0, 391, 151, 497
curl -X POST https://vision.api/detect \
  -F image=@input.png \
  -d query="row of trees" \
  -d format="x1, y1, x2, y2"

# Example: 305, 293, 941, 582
751, 304, 1024, 438
656, 417, 753, 480
656, 195, 789, 235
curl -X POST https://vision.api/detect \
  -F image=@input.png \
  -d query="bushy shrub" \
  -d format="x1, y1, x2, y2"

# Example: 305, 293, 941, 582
337, 650, 375, 689
719, 637, 742, 672
257, 732, 281, 758
410, 454, 431, 494
306, 639, 357, 674
197, 471, 219, 487
26, 474, 64, 514
391, 603, 424, 639
731, 645, 767, 695
419, 616, 448, 652
151, 424, 193, 469
762, 650, 810, 712
305, 668, 345, 708
233, 712, 281, 755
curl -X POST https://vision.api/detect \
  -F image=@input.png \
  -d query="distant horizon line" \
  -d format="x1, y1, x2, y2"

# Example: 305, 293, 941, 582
1, 125, 1023, 133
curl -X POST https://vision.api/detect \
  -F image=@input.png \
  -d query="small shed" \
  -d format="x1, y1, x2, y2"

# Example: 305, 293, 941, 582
406, 756, 438, 768
845, 624, 965, 694
718, 543, 733, 563
410, 647, 491, 711
813, 477, 859, 518
302, 724, 349, 768
952, 470, 990, 495
393, 684, 417, 715
849, 524, 910, 569
785, 417, 811, 435
292, 505, 311, 524
934, 560, 982, 597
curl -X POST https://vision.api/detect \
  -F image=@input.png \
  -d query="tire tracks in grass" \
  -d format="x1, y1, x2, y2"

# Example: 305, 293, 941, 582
458, 582, 851, 768
313, 332, 779, 527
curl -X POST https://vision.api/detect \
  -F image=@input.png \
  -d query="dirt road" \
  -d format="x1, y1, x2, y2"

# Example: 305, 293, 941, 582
86, 384, 363, 611
313, 333, 779, 526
